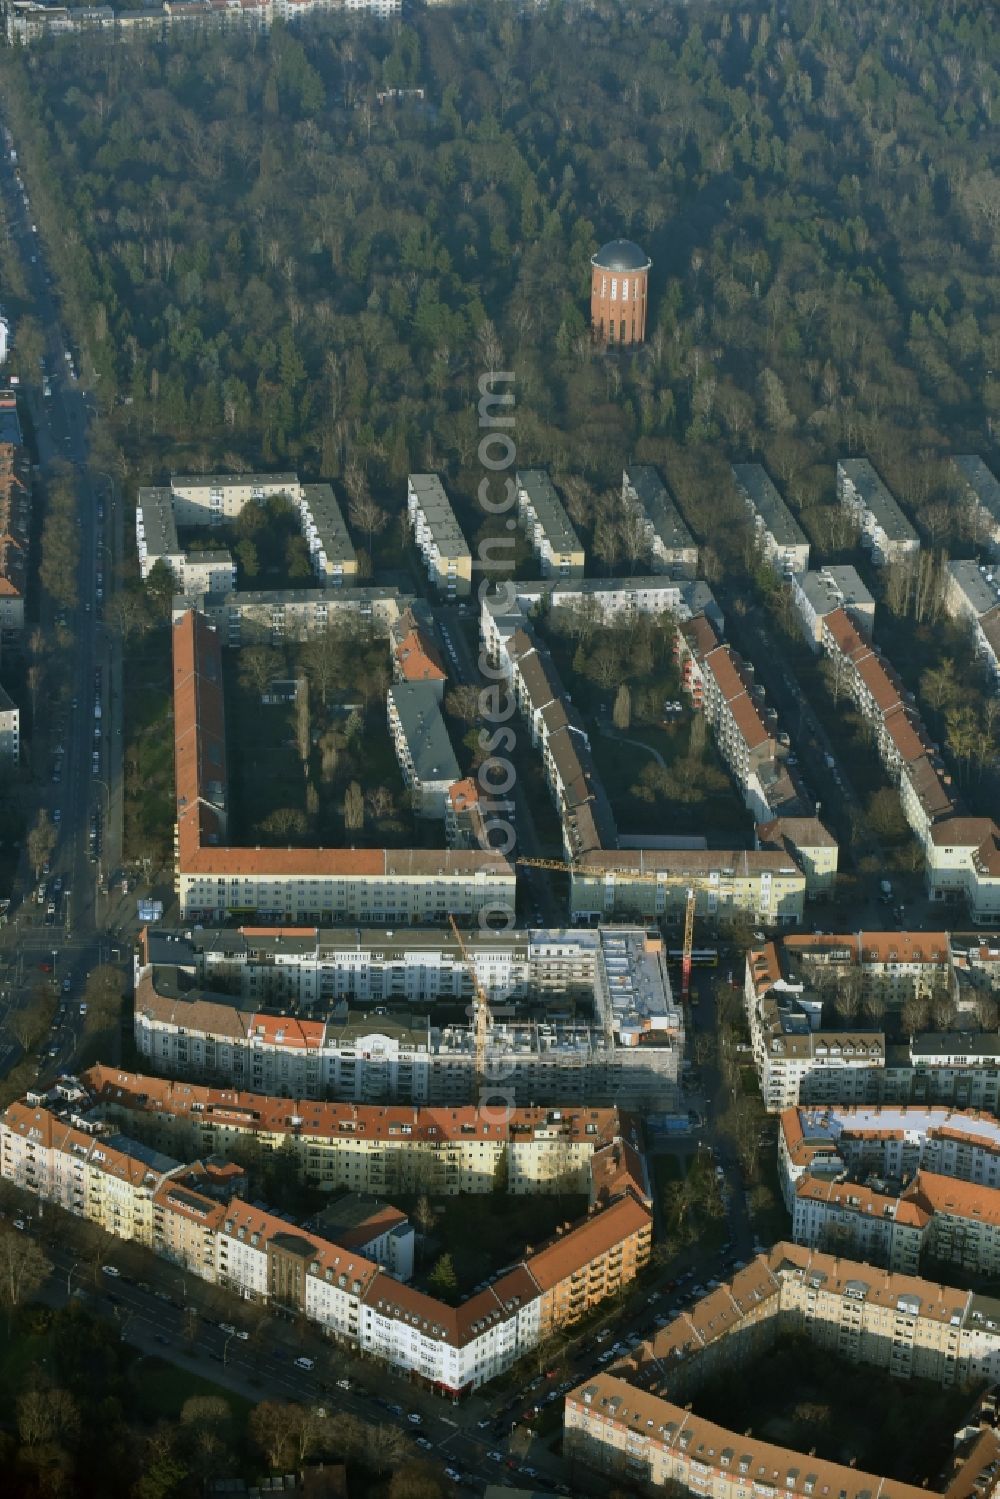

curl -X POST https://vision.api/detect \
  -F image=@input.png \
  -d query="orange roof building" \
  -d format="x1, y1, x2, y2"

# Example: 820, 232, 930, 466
170, 610, 514, 924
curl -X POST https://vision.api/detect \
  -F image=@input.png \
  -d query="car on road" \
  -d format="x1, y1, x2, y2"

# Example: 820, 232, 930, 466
62, 977, 71, 992
444, 1472, 462, 1485
101, 1265, 120, 1277
219, 1323, 236, 1335
487, 1450, 504, 1463
414, 1436, 433, 1451
79, 1003, 88, 1016
293, 1356, 315, 1371
52, 810, 61, 825
407, 1412, 422, 1425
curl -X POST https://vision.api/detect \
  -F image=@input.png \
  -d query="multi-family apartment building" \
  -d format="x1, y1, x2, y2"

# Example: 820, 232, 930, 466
754, 818, 839, 899
731, 463, 810, 578
925, 819, 1000, 925
820, 606, 961, 855
0, 387, 30, 636
791, 566, 875, 652
172, 609, 515, 924
837, 459, 920, 566
950, 456, 1000, 557
944, 560, 1000, 689
790, 1167, 1000, 1276
405, 474, 472, 597
390, 607, 447, 700
676, 615, 830, 838
175, 586, 407, 647
132, 922, 685, 1110
515, 470, 585, 579
1, 1080, 651, 1395
779, 1104, 1000, 1206
0, 684, 19, 767
567, 1243, 1000, 1496
386, 682, 461, 819
621, 466, 698, 578
480, 579, 723, 670
745, 936, 1000, 1110
744, 941, 886, 1112
4, 0, 400, 44
84, 1064, 650, 1205
138, 473, 356, 594
512, 576, 722, 632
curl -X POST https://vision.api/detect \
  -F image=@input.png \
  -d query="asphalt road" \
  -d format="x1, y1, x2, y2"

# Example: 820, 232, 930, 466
0, 121, 125, 1073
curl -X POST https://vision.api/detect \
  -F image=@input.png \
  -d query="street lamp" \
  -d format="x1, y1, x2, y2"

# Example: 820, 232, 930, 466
223, 1332, 236, 1366
66, 1259, 81, 1297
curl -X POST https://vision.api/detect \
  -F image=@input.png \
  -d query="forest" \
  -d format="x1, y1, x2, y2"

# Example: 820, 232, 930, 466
0, 0, 996, 558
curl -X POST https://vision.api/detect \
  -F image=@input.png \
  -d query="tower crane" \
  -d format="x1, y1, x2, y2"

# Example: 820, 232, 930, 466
516, 856, 703, 1004
448, 912, 490, 1087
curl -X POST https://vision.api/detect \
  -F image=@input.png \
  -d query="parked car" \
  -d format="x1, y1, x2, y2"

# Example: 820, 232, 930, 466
101, 1265, 120, 1278
293, 1356, 315, 1371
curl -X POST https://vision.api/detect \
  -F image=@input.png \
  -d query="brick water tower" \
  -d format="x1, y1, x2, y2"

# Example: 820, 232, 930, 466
590, 239, 652, 346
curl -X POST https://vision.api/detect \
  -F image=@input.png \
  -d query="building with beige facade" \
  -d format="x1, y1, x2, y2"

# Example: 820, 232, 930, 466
621, 466, 698, 578
566, 1242, 1000, 1495
83, 1063, 651, 1204
515, 470, 585, 579
1, 1079, 651, 1396
138, 473, 356, 594
406, 473, 472, 597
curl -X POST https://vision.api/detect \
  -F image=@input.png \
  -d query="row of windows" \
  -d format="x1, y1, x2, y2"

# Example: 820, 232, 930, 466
598, 276, 645, 301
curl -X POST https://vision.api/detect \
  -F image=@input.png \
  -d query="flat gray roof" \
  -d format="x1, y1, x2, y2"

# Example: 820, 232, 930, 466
623, 465, 695, 553
838, 459, 918, 542
407, 474, 470, 558
731, 464, 808, 547
136, 487, 179, 557
948, 559, 1000, 616
516, 470, 582, 555
301, 483, 355, 567
171, 472, 299, 491
388, 682, 460, 786
797, 566, 874, 616
951, 456, 1000, 524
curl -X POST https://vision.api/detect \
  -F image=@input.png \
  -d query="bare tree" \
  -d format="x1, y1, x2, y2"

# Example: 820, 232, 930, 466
0, 1225, 51, 1318
344, 781, 364, 831
27, 811, 56, 878
612, 683, 632, 731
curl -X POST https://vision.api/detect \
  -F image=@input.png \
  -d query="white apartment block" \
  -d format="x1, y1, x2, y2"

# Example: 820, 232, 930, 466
791, 566, 875, 652
406, 474, 472, 597
386, 682, 461, 819
515, 470, 585, 578
944, 560, 1000, 689
0, 684, 19, 767
621, 466, 698, 578
950, 456, 1000, 557
132, 922, 684, 1111
837, 458, 919, 566
731, 463, 810, 578
137, 473, 355, 594
175, 586, 407, 647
